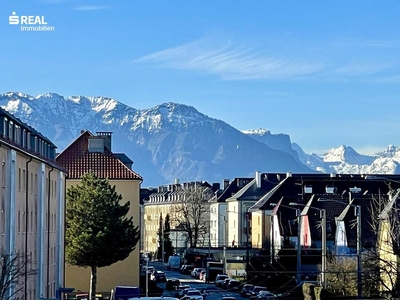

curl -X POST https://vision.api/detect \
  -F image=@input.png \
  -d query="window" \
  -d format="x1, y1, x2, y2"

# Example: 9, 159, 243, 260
1, 162, 5, 187
18, 168, 21, 191
1, 196, 5, 235
22, 169, 25, 192
27, 132, 31, 150
30, 173, 33, 194
3, 118, 7, 136
8, 121, 13, 139
34, 174, 38, 195
22, 129, 26, 147
15, 125, 21, 144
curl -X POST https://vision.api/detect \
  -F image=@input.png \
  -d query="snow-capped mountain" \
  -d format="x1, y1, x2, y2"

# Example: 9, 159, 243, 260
242, 129, 400, 175
0, 92, 313, 186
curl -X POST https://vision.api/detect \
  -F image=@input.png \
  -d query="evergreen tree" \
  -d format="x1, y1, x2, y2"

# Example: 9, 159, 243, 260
157, 214, 174, 262
65, 172, 139, 299
163, 214, 174, 259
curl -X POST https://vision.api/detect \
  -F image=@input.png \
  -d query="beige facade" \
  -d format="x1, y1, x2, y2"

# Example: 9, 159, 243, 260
0, 108, 66, 300
144, 203, 175, 253
143, 182, 215, 254
56, 131, 143, 294
251, 211, 266, 249
64, 179, 141, 293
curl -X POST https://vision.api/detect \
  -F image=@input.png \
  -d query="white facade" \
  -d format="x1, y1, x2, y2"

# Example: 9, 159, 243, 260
226, 201, 254, 247
209, 202, 227, 247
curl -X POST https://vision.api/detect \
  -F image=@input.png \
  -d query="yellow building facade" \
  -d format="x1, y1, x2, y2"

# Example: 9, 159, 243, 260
56, 131, 142, 294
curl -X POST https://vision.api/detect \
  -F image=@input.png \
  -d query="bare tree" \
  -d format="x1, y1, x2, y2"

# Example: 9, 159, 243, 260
363, 188, 400, 298
171, 185, 212, 248
322, 188, 400, 298
325, 255, 357, 296
0, 250, 37, 300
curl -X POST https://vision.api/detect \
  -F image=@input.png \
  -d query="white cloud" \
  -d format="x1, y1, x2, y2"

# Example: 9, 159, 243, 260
135, 39, 324, 81
73, 5, 109, 11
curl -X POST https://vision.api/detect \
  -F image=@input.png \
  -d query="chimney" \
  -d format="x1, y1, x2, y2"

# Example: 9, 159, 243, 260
175, 178, 180, 184
212, 183, 220, 191
96, 132, 112, 151
223, 179, 230, 190
255, 171, 262, 188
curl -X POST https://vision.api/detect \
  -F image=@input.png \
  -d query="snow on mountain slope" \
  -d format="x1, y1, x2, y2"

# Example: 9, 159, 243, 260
0, 92, 312, 186
243, 128, 400, 175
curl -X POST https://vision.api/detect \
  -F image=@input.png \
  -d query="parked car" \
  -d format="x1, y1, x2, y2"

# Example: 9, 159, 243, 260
167, 255, 181, 271
255, 290, 275, 300
180, 265, 195, 275
221, 278, 231, 289
181, 289, 203, 300
141, 265, 155, 272
226, 279, 241, 290
240, 284, 255, 297
166, 278, 181, 290
174, 285, 191, 298
215, 274, 229, 287
150, 270, 167, 282
191, 268, 205, 278
249, 286, 270, 299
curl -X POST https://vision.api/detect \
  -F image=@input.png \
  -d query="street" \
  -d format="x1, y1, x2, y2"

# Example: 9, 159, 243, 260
149, 261, 247, 300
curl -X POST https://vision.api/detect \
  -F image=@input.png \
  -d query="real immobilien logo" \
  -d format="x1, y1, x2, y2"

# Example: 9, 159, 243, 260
9, 12, 55, 32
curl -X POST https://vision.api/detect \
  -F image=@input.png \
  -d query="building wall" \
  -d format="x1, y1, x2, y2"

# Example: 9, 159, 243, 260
227, 202, 239, 247
377, 219, 398, 293
210, 202, 226, 247
143, 203, 174, 254
0, 145, 65, 300
64, 179, 141, 293
227, 201, 254, 247
251, 211, 264, 249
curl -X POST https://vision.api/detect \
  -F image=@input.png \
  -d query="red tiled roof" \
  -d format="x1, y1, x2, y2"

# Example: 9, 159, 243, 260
56, 131, 142, 180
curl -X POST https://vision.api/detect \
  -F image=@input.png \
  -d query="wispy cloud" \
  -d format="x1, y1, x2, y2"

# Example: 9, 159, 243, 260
135, 39, 324, 81
368, 74, 400, 83
73, 5, 109, 11
334, 63, 390, 76
332, 38, 400, 48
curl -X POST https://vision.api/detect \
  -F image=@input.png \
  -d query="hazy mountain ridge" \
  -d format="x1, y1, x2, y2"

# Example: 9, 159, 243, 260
0, 92, 312, 186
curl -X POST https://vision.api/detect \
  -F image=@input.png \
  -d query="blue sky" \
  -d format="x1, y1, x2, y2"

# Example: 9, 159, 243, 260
1, 1, 400, 155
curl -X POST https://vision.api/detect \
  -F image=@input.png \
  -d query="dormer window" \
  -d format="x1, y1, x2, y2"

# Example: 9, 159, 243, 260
304, 185, 313, 194
326, 185, 337, 194
22, 129, 26, 148
8, 121, 13, 139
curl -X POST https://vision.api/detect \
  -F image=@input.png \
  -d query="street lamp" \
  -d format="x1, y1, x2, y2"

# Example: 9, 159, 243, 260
318, 194, 362, 298
270, 203, 302, 284
290, 202, 326, 289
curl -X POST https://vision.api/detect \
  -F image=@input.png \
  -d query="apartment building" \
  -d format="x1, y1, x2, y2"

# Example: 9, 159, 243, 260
0, 108, 66, 300
56, 131, 142, 293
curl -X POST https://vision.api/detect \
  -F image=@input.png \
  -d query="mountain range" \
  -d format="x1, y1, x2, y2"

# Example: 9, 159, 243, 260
1, 92, 399, 186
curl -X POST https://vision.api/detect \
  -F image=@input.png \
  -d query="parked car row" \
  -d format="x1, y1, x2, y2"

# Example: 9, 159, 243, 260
174, 285, 205, 300
240, 284, 274, 299
179, 264, 195, 275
